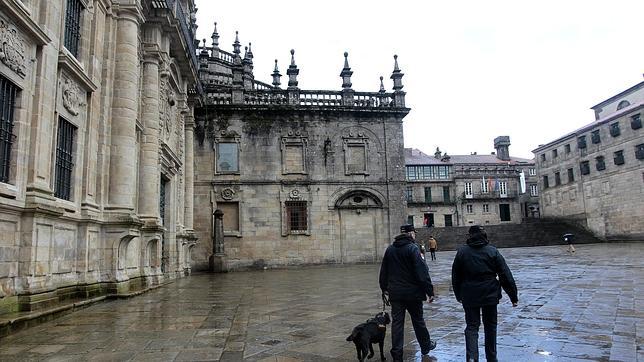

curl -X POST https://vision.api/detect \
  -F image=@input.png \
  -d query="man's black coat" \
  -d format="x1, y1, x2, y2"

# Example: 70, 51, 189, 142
379, 234, 434, 301
451, 232, 518, 307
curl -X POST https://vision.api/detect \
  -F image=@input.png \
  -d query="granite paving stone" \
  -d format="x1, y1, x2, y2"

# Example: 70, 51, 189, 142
0, 243, 641, 361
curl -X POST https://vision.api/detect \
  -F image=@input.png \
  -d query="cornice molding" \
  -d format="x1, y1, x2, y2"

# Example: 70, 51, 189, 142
0, 0, 51, 45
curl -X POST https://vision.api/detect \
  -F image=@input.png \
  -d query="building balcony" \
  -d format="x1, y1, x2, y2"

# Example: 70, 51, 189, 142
407, 200, 455, 207
462, 191, 518, 201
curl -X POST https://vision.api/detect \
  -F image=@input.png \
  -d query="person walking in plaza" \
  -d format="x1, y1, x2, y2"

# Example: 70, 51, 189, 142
379, 224, 437, 361
451, 225, 518, 362
428, 235, 438, 261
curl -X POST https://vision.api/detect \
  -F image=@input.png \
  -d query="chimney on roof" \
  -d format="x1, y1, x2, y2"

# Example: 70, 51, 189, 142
494, 136, 511, 161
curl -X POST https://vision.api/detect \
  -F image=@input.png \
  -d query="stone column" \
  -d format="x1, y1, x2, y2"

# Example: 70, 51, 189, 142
209, 209, 226, 272
107, 9, 141, 212
184, 108, 195, 231
137, 49, 161, 223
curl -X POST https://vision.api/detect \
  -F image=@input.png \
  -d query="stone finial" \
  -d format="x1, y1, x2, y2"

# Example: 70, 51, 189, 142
434, 147, 442, 159
379, 76, 385, 93
247, 42, 254, 60
211, 22, 219, 48
199, 39, 209, 57
287, 49, 299, 89
390, 54, 404, 91
340, 51, 353, 89
272, 59, 282, 88
232, 31, 241, 55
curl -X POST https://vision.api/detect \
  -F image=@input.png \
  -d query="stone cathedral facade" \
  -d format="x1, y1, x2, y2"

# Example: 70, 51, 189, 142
192, 25, 410, 271
0, 0, 200, 313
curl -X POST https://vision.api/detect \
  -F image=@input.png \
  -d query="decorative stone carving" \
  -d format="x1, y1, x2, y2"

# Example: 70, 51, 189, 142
61, 76, 86, 116
289, 189, 300, 199
159, 78, 176, 142
0, 19, 27, 77
221, 188, 235, 200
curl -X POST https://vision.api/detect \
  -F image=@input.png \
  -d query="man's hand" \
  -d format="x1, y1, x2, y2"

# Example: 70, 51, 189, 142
512, 301, 518, 307
426, 295, 434, 303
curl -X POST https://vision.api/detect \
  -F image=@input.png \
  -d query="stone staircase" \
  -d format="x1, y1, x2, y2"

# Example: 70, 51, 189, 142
415, 219, 602, 251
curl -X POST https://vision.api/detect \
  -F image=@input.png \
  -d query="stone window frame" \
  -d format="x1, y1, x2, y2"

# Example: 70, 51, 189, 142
280, 135, 308, 175
567, 168, 575, 183
564, 144, 571, 154
631, 114, 642, 130
529, 168, 536, 176
464, 182, 473, 198
635, 144, 644, 160
613, 150, 625, 165
591, 129, 601, 144
466, 204, 473, 214
543, 175, 549, 189
482, 204, 490, 213
280, 187, 311, 236
595, 156, 606, 171
554, 171, 561, 186
405, 186, 413, 202
53, 115, 78, 202
552, 148, 558, 158
342, 136, 369, 176
213, 134, 241, 175
215, 187, 243, 238
580, 160, 590, 175
609, 122, 621, 137
218, 201, 242, 237
0, 74, 18, 186
530, 184, 538, 196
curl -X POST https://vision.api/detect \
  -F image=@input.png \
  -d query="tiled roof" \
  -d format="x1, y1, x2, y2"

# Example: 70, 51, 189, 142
405, 148, 534, 166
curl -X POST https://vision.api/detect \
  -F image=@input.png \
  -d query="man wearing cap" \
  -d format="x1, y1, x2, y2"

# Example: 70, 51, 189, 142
451, 225, 518, 362
379, 224, 437, 361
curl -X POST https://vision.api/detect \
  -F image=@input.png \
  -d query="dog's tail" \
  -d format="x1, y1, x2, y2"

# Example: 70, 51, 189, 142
346, 330, 358, 341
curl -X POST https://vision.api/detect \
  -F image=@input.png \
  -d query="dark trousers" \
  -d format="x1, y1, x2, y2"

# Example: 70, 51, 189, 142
390, 300, 431, 361
464, 305, 497, 362
430, 248, 436, 260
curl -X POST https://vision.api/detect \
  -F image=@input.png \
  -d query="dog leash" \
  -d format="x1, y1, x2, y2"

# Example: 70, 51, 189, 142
381, 291, 391, 311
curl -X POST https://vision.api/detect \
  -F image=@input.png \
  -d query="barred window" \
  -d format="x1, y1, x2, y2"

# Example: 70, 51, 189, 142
64, 0, 84, 57
577, 136, 587, 149
54, 117, 77, 200
591, 130, 601, 144
0, 76, 17, 183
580, 161, 590, 175
609, 122, 620, 137
286, 201, 307, 232
631, 114, 642, 130
614, 150, 624, 165
159, 177, 167, 223
595, 156, 606, 171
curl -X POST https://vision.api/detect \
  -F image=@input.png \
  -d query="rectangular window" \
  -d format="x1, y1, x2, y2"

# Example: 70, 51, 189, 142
465, 182, 473, 198
216, 142, 239, 172
219, 202, 240, 232
635, 144, 644, 160
577, 136, 587, 149
466, 204, 473, 214
407, 215, 414, 226
442, 186, 450, 203
346, 144, 367, 174
0, 76, 17, 183
499, 181, 507, 197
554, 172, 561, 186
540, 153, 546, 162
631, 114, 642, 130
405, 166, 417, 181
596, 156, 606, 171
54, 117, 77, 200
543, 175, 549, 188
482, 204, 489, 213
283, 144, 305, 173
405, 186, 413, 202
564, 144, 571, 154
424, 187, 432, 203
530, 184, 538, 196
552, 149, 558, 158
64, 0, 84, 57
480, 179, 489, 193
580, 160, 590, 175
614, 150, 624, 165
591, 130, 601, 144
159, 177, 167, 223
529, 168, 536, 176
610, 122, 620, 137
499, 204, 511, 221
285, 201, 307, 232
405, 165, 451, 180
423, 213, 434, 227
444, 214, 453, 227
567, 168, 574, 183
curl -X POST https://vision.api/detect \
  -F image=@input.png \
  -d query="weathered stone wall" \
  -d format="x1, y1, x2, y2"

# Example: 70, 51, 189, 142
0, 0, 199, 313
193, 109, 407, 270
535, 103, 644, 240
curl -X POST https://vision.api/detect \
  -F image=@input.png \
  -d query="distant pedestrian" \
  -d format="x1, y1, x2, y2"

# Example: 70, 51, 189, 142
451, 225, 518, 362
380, 224, 437, 361
428, 235, 438, 261
563, 233, 575, 253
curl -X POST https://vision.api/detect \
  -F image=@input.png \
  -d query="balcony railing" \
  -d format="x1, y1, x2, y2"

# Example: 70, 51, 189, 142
462, 191, 517, 200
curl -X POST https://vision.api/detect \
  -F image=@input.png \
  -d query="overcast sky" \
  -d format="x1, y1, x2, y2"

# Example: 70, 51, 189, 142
194, 0, 644, 159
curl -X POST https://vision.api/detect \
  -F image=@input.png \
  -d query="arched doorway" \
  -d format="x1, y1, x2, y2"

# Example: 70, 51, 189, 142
335, 190, 385, 263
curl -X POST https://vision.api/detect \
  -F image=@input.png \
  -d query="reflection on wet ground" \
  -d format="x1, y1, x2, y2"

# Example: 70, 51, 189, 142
1, 243, 642, 361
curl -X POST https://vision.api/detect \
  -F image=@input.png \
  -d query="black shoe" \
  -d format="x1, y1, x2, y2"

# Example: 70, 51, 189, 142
421, 340, 437, 355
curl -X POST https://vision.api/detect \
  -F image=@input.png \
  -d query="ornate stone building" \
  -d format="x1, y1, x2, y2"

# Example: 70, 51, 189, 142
533, 80, 644, 240
405, 136, 538, 228
0, 0, 199, 313
192, 25, 409, 271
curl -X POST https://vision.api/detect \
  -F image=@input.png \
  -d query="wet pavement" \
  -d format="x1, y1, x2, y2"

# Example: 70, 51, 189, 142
0, 243, 642, 361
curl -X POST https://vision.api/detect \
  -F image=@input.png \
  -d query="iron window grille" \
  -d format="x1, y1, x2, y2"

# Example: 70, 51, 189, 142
591, 130, 601, 144
286, 201, 307, 232
577, 136, 587, 149
609, 122, 620, 137
595, 156, 606, 171
160, 177, 167, 223
614, 150, 625, 165
580, 161, 590, 175
54, 117, 77, 200
631, 114, 642, 130
636, 144, 644, 160
64, 0, 84, 58
0, 76, 17, 183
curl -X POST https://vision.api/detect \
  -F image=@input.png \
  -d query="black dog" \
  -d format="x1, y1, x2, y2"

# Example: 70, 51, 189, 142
346, 311, 391, 361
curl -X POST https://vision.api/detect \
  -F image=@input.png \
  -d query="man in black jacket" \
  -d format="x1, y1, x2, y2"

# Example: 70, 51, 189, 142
379, 224, 436, 361
451, 225, 518, 362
